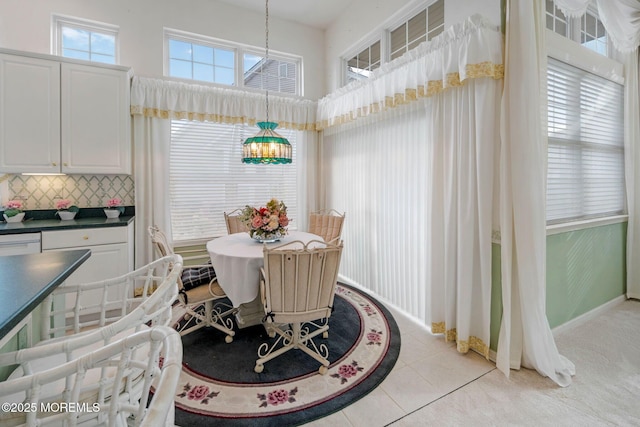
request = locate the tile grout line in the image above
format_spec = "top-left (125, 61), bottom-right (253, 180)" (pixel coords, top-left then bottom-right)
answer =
top-left (383, 367), bottom-right (498, 426)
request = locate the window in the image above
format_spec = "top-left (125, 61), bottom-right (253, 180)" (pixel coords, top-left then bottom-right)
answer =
top-left (169, 120), bottom-right (299, 242)
top-left (545, 0), bottom-right (609, 57)
top-left (345, 42), bottom-right (381, 83)
top-left (390, 0), bottom-right (444, 60)
top-left (168, 39), bottom-right (235, 85)
top-left (52, 15), bottom-right (118, 64)
top-left (343, 0), bottom-right (444, 85)
top-left (243, 52), bottom-right (298, 94)
top-left (546, 0), bottom-right (569, 37)
top-left (546, 58), bottom-right (625, 223)
top-left (581, 9), bottom-right (607, 56)
top-left (165, 29), bottom-right (301, 95)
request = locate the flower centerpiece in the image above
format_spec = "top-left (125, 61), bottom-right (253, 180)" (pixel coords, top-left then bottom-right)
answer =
top-left (104, 197), bottom-right (125, 219)
top-left (55, 199), bottom-right (79, 220)
top-left (3, 200), bottom-right (25, 223)
top-left (240, 198), bottom-right (289, 243)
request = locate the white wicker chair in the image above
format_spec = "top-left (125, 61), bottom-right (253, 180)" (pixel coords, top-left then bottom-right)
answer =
top-left (254, 239), bottom-right (343, 375)
top-left (39, 254), bottom-right (181, 342)
top-left (224, 208), bottom-right (250, 234)
top-left (0, 325), bottom-right (182, 427)
top-left (308, 209), bottom-right (345, 243)
top-left (148, 225), bottom-right (235, 343)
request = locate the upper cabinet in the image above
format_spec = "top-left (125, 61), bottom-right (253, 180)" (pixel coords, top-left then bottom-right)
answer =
top-left (0, 49), bottom-right (131, 174)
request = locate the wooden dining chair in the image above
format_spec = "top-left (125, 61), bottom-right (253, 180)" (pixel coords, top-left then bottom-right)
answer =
top-left (254, 239), bottom-right (343, 375)
top-left (224, 208), bottom-right (250, 234)
top-left (308, 209), bottom-right (345, 243)
top-left (148, 225), bottom-right (235, 343)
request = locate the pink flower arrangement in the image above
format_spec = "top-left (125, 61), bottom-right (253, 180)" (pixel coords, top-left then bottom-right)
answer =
top-left (4, 200), bottom-right (23, 211)
top-left (240, 198), bottom-right (289, 240)
top-left (106, 197), bottom-right (123, 209)
top-left (55, 199), bottom-right (74, 210)
top-left (3, 200), bottom-right (24, 218)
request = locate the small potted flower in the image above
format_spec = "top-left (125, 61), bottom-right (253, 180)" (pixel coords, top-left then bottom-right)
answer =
top-left (104, 197), bottom-right (125, 219)
top-left (3, 200), bottom-right (25, 223)
top-left (55, 199), bottom-right (79, 220)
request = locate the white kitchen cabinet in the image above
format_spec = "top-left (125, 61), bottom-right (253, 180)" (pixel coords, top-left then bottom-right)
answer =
top-left (0, 53), bottom-right (61, 174)
top-left (0, 49), bottom-right (131, 174)
top-left (41, 223), bottom-right (134, 312)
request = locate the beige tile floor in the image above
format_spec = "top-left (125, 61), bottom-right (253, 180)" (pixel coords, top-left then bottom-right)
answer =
top-left (303, 298), bottom-right (640, 427)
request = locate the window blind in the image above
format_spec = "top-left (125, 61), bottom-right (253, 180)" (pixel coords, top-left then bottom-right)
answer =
top-left (546, 57), bottom-right (625, 223)
top-left (170, 120), bottom-right (298, 242)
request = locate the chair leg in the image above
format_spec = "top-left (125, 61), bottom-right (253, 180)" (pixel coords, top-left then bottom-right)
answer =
top-left (206, 300), bottom-right (237, 343)
top-left (174, 301), bottom-right (236, 343)
top-left (254, 322), bottom-right (330, 374)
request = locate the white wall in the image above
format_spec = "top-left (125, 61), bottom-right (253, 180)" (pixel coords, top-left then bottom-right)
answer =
top-left (0, 0), bottom-right (326, 100)
top-left (324, 0), bottom-right (502, 92)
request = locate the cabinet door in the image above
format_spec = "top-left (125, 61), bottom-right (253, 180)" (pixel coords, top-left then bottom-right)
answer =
top-left (0, 54), bottom-right (60, 173)
top-left (61, 63), bottom-right (131, 174)
top-left (43, 243), bottom-right (130, 314)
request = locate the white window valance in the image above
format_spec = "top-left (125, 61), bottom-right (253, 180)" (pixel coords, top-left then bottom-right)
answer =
top-left (554, 0), bottom-right (640, 52)
top-left (316, 14), bottom-right (504, 130)
top-left (130, 76), bottom-right (317, 131)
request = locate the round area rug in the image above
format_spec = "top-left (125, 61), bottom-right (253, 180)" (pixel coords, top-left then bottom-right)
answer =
top-left (172, 283), bottom-right (401, 426)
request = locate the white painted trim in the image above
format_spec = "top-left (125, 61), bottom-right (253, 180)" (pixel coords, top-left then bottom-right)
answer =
top-left (551, 295), bottom-right (627, 336)
top-left (546, 215), bottom-right (628, 235)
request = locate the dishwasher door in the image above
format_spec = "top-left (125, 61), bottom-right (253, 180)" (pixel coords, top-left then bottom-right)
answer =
top-left (0, 233), bottom-right (41, 255)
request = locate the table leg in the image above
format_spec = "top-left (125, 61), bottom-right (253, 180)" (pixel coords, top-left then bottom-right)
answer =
top-left (234, 295), bottom-right (265, 329)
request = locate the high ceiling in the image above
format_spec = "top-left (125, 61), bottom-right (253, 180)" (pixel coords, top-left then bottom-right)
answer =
top-left (215, 0), bottom-right (354, 29)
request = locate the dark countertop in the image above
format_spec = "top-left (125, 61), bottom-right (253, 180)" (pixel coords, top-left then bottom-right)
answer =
top-left (0, 249), bottom-right (91, 339)
top-left (0, 207), bottom-right (134, 235)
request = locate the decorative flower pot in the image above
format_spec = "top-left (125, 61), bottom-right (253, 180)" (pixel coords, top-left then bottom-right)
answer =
top-left (251, 231), bottom-right (285, 243)
top-left (3, 212), bottom-right (25, 223)
top-left (57, 211), bottom-right (77, 220)
top-left (104, 209), bottom-right (121, 219)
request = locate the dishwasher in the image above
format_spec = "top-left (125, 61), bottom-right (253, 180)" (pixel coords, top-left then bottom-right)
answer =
top-left (0, 233), bottom-right (41, 255)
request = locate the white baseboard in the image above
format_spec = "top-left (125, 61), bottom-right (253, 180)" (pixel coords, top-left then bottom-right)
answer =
top-left (551, 295), bottom-right (627, 336)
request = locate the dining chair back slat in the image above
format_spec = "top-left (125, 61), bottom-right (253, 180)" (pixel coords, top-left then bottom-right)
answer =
top-left (224, 209), bottom-right (250, 234)
top-left (308, 209), bottom-right (345, 243)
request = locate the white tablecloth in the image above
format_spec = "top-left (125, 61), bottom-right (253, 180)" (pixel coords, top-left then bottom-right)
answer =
top-left (206, 231), bottom-right (323, 307)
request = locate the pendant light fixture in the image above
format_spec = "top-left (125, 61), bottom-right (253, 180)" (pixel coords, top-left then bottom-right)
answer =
top-left (242, 0), bottom-right (292, 164)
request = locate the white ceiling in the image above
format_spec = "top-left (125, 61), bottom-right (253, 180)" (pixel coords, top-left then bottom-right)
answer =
top-left (215, 0), bottom-right (354, 29)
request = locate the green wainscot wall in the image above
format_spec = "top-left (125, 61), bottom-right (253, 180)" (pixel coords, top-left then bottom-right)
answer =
top-left (490, 221), bottom-right (627, 351)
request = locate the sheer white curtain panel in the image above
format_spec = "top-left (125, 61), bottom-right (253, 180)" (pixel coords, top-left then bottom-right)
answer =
top-left (622, 51), bottom-right (640, 298)
top-left (132, 116), bottom-right (171, 268)
top-left (498, 0), bottom-right (575, 387)
top-left (320, 14), bottom-right (503, 357)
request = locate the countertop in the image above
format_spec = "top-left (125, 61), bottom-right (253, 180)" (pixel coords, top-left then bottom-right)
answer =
top-left (0, 249), bottom-right (91, 338)
top-left (0, 208), bottom-right (134, 235)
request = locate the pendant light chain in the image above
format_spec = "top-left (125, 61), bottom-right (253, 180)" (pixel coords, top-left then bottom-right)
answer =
top-left (265, 0), bottom-right (270, 123)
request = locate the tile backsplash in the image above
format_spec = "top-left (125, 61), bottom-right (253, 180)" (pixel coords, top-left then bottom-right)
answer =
top-left (4, 174), bottom-right (134, 209)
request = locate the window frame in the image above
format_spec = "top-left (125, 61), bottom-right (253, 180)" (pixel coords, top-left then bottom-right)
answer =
top-left (163, 28), bottom-right (302, 96)
top-left (51, 14), bottom-right (119, 64)
top-left (341, 0), bottom-right (444, 87)
top-left (545, 0), bottom-right (612, 58)
top-left (544, 29), bottom-right (627, 231)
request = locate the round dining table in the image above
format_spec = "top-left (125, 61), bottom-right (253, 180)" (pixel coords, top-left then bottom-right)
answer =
top-left (206, 231), bottom-right (323, 327)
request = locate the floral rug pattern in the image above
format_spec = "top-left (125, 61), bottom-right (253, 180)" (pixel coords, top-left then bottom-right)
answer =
top-left (174, 285), bottom-right (392, 419)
